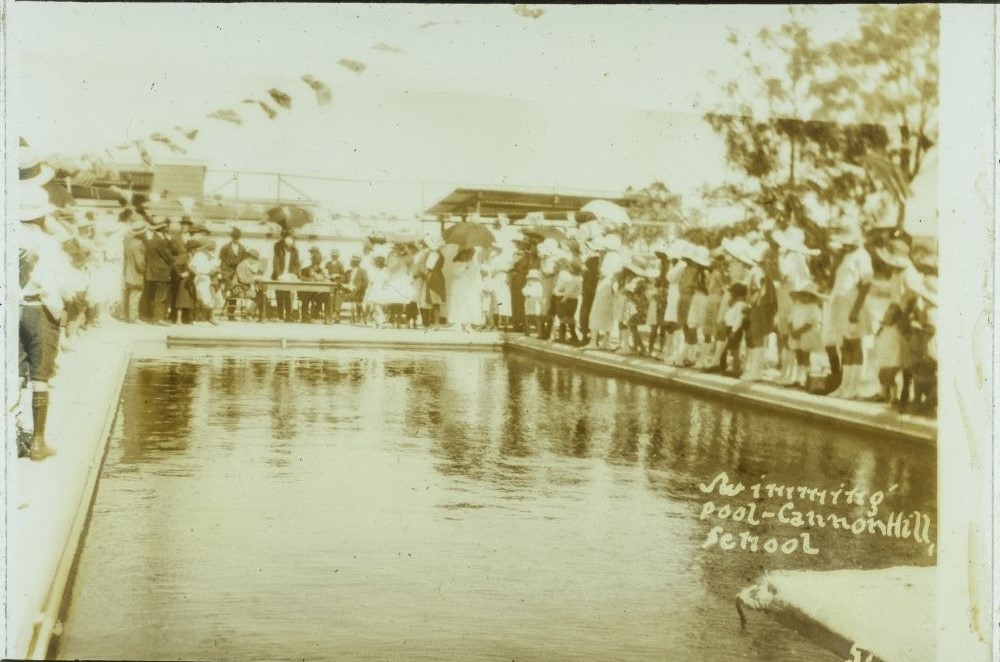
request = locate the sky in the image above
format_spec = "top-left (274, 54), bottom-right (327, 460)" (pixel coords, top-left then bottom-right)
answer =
top-left (11, 4), bottom-right (864, 215)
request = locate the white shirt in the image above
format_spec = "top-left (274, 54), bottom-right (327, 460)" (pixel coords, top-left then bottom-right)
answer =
top-left (19, 222), bottom-right (76, 317)
top-left (832, 247), bottom-right (874, 297)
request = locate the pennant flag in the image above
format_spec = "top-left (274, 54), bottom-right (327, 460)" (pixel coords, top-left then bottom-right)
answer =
top-left (175, 126), bottom-right (200, 142)
top-left (372, 43), bottom-right (406, 54)
top-left (207, 109), bottom-right (243, 125)
top-left (268, 88), bottom-right (293, 110)
top-left (243, 99), bottom-right (278, 119)
top-left (150, 132), bottom-right (187, 154)
top-left (301, 75), bottom-right (332, 105)
top-left (338, 59), bottom-right (367, 75)
top-left (134, 140), bottom-right (153, 167)
top-left (513, 5), bottom-right (545, 19)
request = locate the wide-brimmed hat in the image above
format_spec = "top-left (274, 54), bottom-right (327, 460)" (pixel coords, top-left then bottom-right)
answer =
top-left (830, 224), bottom-right (865, 247)
top-left (130, 218), bottom-right (147, 233)
top-left (19, 141), bottom-right (55, 186)
top-left (665, 239), bottom-right (687, 260)
top-left (772, 226), bottom-right (820, 256)
top-left (526, 269), bottom-right (542, 279)
top-left (600, 234), bottom-right (622, 251)
top-left (198, 238), bottom-right (218, 252)
top-left (790, 280), bottom-right (827, 302)
top-left (248, 248), bottom-right (261, 259)
top-left (875, 239), bottom-right (911, 269)
top-left (309, 245), bottom-right (322, 254)
top-left (746, 241), bottom-right (769, 264)
top-left (722, 236), bottom-right (756, 266)
top-left (685, 243), bottom-right (712, 267)
top-left (19, 183), bottom-right (55, 222)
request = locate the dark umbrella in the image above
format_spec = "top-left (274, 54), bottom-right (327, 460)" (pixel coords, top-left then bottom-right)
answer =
top-left (267, 205), bottom-right (313, 229)
top-left (442, 222), bottom-right (496, 249)
top-left (520, 225), bottom-right (566, 242)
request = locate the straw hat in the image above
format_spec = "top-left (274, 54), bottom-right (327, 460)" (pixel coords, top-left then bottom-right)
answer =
top-left (722, 236), bottom-right (755, 266)
top-left (130, 218), bottom-right (147, 233)
top-left (790, 280), bottom-right (827, 302)
top-left (18, 184), bottom-right (55, 222)
top-left (248, 249), bottom-right (261, 259)
top-left (601, 234), bottom-right (622, 251)
top-left (772, 226), bottom-right (820, 256)
top-left (685, 244), bottom-right (712, 267)
top-left (875, 239), bottom-right (911, 269)
top-left (19, 140), bottom-right (55, 186)
top-left (830, 224), bottom-right (865, 247)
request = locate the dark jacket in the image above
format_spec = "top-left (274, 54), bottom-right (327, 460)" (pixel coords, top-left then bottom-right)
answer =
top-left (220, 241), bottom-right (248, 283)
top-left (144, 232), bottom-right (175, 282)
top-left (272, 241), bottom-right (301, 279)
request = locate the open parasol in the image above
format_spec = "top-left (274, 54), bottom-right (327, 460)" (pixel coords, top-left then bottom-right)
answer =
top-left (442, 222), bottom-right (496, 249)
top-left (267, 205), bottom-right (314, 229)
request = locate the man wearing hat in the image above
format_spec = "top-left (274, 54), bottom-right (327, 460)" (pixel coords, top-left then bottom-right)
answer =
top-left (325, 248), bottom-right (347, 323)
top-left (121, 218), bottom-right (148, 323)
top-left (142, 218), bottom-right (176, 325)
top-left (298, 246), bottom-right (328, 322)
top-left (16, 177), bottom-right (76, 460)
top-left (271, 230), bottom-right (302, 321)
top-left (345, 254), bottom-right (369, 324)
top-left (220, 227), bottom-right (248, 320)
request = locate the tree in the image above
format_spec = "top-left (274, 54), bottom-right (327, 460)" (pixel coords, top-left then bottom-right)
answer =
top-left (703, 7), bottom-right (896, 234)
top-left (622, 181), bottom-right (686, 242)
top-left (816, 4), bottom-right (939, 229)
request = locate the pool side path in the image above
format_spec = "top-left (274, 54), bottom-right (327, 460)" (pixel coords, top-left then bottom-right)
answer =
top-left (8, 319), bottom-right (936, 658)
top-left (736, 566), bottom-right (934, 662)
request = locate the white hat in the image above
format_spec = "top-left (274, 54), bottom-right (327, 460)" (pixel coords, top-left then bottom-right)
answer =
top-left (746, 241), bottom-right (770, 264)
top-left (19, 141), bottom-right (55, 186)
top-left (722, 236), bottom-right (756, 266)
top-left (601, 234), bottom-right (622, 251)
top-left (686, 244), bottom-right (712, 267)
top-left (772, 226), bottom-right (820, 256)
top-left (19, 183), bottom-right (55, 222)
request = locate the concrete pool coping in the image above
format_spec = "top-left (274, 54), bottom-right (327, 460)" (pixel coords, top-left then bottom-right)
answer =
top-left (8, 319), bottom-right (936, 659)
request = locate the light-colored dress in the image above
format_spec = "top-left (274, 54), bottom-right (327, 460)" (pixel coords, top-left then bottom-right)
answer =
top-left (827, 247), bottom-right (874, 344)
top-left (588, 250), bottom-right (623, 333)
top-left (448, 259), bottom-right (484, 325)
top-left (189, 251), bottom-right (220, 308)
top-left (663, 260), bottom-right (687, 324)
top-left (788, 300), bottom-right (823, 352)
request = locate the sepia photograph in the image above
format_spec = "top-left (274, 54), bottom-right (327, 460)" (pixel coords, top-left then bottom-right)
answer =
top-left (2, 3), bottom-right (994, 661)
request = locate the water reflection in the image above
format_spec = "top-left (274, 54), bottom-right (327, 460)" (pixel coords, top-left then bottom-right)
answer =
top-left (60, 350), bottom-right (935, 662)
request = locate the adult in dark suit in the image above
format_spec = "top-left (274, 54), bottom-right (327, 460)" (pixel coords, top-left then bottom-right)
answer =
top-left (508, 240), bottom-right (538, 334)
top-left (220, 227), bottom-right (248, 319)
top-left (143, 220), bottom-right (176, 325)
top-left (579, 242), bottom-right (601, 345)
top-left (271, 230), bottom-right (301, 321)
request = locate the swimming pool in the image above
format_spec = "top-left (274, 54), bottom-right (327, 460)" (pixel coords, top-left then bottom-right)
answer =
top-left (56, 349), bottom-right (935, 661)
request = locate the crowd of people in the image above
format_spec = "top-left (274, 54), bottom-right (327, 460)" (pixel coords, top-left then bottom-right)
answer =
top-left (14, 142), bottom-right (939, 462)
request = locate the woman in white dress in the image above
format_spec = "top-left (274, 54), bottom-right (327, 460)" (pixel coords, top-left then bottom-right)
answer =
top-left (189, 238), bottom-right (221, 325)
top-left (447, 247), bottom-right (484, 331)
top-left (586, 234), bottom-right (623, 350)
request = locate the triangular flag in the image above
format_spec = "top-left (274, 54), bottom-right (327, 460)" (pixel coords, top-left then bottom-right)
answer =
top-left (372, 43), bottom-right (406, 54)
top-left (243, 99), bottom-right (278, 119)
top-left (150, 133), bottom-right (187, 154)
top-left (207, 109), bottom-right (243, 125)
top-left (268, 88), bottom-right (292, 110)
top-left (301, 75), bottom-right (332, 105)
top-left (338, 59), bottom-right (367, 74)
top-left (134, 140), bottom-right (153, 167)
top-left (175, 126), bottom-right (200, 142)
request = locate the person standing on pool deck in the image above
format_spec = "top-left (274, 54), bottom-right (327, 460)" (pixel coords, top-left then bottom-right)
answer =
top-left (826, 224), bottom-right (874, 399)
top-left (143, 219), bottom-right (176, 326)
top-left (272, 230), bottom-right (302, 322)
top-left (16, 179), bottom-right (76, 460)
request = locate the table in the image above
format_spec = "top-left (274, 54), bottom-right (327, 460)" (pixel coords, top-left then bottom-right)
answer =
top-left (256, 279), bottom-right (343, 322)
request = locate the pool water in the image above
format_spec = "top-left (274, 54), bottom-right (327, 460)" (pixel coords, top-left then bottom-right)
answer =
top-left (56, 349), bottom-right (935, 661)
